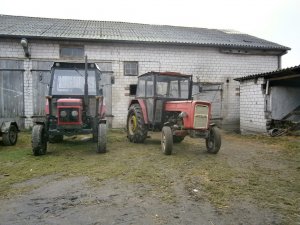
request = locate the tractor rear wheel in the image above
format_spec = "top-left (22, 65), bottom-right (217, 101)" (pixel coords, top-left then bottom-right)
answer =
top-left (2, 125), bottom-right (18, 146)
top-left (32, 124), bottom-right (47, 156)
top-left (173, 135), bottom-right (184, 143)
top-left (127, 104), bottom-right (148, 143)
top-left (161, 126), bottom-right (173, 155)
top-left (205, 126), bottom-right (221, 154)
top-left (97, 123), bottom-right (107, 153)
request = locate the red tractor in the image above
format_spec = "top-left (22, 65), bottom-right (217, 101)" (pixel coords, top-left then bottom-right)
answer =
top-left (31, 58), bottom-right (107, 156)
top-left (126, 71), bottom-right (221, 155)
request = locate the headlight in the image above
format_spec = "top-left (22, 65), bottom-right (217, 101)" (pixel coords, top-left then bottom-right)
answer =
top-left (71, 110), bottom-right (79, 117)
top-left (179, 112), bottom-right (188, 118)
top-left (60, 110), bottom-right (67, 117)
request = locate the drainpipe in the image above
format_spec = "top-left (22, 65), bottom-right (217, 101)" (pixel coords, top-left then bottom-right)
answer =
top-left (278, 55), bottom-right (281, 69)
top-left (20, 38), bottom-right (30, 58)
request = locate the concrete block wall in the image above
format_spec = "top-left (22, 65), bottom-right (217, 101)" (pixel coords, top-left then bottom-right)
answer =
top-left (239, 78), bottom-right (267, 134)
top-left (0, 38), bottom-right (279, 129)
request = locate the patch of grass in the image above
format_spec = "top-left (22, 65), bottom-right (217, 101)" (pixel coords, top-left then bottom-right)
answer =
top-left (229, 133), bottom-right (300, 156)
top-left (182, 133), bottom-right (300, 224)
top-left (0, 131), bottom-right (174, 201)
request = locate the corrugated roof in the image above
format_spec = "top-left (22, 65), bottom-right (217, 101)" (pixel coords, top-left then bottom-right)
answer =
top-left (0, 14), bottom-right (290, 51)
top-left (234, 65), bottom-right (300, 81)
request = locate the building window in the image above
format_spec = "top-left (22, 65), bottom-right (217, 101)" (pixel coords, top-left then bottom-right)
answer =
top-left (129, 84), bottom-right (137, 96)
top-left (60, 45), bottom-right (84, 59)
top-left (124, 61), bottom-right (138, 76)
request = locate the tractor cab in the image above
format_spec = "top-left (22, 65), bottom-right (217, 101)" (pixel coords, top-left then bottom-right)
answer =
top-left (134, 72), bottom-right (193, 129)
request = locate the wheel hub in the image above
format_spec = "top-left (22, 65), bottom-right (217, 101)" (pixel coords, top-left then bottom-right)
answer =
top-left (129, 115), bottom-right (137, 134)
top-left (9, 131), bottom-right (17, 142)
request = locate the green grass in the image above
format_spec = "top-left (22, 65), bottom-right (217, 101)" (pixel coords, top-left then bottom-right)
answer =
top-left (0, 130), bottom-right (299, 224)
top-left (0, 131), bottom-right (174, 200)
top-left (181, 133), bottom-right (300, 224)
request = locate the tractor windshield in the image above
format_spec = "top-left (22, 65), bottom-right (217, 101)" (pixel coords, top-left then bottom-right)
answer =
top-left (156, 75), bottom-right (190, 99)
top-left (51, 68), bottom-right (97, 95)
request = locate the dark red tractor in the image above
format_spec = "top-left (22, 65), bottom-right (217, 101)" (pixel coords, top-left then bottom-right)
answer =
top-left (126, 71), bottom-right (221, 155)
top-left (31, 58), bottom-right (107, 156)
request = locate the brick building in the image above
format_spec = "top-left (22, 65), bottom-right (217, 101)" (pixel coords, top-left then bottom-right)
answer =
top-left (235, 65), bottom-right (300, 134)
top-left (0, 15), bottom-right (290, 130)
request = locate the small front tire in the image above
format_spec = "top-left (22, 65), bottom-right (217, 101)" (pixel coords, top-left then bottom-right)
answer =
top-left (32, 124), bottom-right (47, 156)
top-left (205, 126), bottom-right (221, 154)
top-left (2, 125), bottom-right (18, 146)
top-left (97, 123), bottom-right (107, 153)
top-left (161, 126), bottom-right (173, 155)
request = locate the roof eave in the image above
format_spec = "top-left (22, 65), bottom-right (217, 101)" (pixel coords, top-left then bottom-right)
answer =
top-left (235, 65), bottom-right (300, 82)
top-left (0, 34), bottom-right (290, 52)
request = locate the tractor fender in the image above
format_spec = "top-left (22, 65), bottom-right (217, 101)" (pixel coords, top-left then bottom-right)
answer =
top-left (1, 121), bottom-right (20, 133)
top-left (128, 99), bottom-right (148, 124)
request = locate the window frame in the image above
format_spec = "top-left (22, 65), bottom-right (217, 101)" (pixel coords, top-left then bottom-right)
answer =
top-left (124, 61), bottom-right (139, 76)
top-left (59, 45), bottom-right (85, 59)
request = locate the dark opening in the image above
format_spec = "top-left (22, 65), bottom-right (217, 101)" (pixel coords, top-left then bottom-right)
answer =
top-left (129, 84), bottom-right (137, 96)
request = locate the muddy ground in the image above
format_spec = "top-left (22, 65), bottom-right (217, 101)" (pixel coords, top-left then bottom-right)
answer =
top-left (0, 130), bottom-right (299, 225)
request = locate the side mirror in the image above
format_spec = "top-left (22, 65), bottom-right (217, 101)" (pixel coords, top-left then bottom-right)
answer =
top-left (99, 88), bottom-right (103, 96)
top-left (39, 73), bottom-right (43, 82)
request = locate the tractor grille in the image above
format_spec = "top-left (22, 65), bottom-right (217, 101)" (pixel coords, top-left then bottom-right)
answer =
top-left (194, 105), bottom-right (209, 129)
top-left (59, 108), bottom-right (79, 123)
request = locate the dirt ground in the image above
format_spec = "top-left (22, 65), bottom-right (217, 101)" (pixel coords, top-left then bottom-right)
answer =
top-left (0, 130), bottom-right (299, 225)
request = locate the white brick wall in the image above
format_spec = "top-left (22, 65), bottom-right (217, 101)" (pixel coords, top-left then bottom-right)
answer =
top-left (0, 39), bottom-right (278, 129)
top-left (239, 78), bottom-right (268, 134)
top-left (23, 59), bottom-right (33, 128)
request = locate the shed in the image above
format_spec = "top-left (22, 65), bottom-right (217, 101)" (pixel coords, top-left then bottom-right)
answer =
top-left (0, 14), bottom-right (290, 130)
top-left (235, 65), bottom-right (300, 134)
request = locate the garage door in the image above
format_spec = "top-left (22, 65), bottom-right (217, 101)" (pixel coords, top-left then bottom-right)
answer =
top-left (194, 83), bottom-right (223, 123)
top-left (0, 60), bottom-right (24, 128)
top-left (96, 62), bottom-right (113, 128)
top-left (31, 61), bottom-right (53, 116)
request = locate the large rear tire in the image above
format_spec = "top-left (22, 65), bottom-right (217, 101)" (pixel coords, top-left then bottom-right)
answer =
top-left (127, 104), bottom-right (148, 143)
top-left (161, 126), bottom-right (173, 155)
top-left (32, 124), bottom-right (47, 156)
top-left (205, 126), bottom-right (221, 154)
top-left (2, 125), bottom-right (18, 146)
top-left (97, 123), bottom-right (107, 153)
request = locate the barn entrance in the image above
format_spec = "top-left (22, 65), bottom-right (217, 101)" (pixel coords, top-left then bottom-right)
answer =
top-left (0, 60), bottom-right (24, 128)
top-left (194, 82), bottom-right (223, 126)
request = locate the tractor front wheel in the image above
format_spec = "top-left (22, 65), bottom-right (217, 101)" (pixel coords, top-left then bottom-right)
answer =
top-left (127, 104), bottom-right (148, 143)
top-left (32, 124), bottom-right (47, 156)
top-left (205, 126), bottom-right (221, 154)
top-left (97, 123), bottom-right (107, 153)
top-left (2, 125), bottom-right (18, 146)
top-left (161, 126), bottom-right (173, 155)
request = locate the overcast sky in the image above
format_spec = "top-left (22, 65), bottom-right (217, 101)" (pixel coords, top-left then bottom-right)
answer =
top-left (1, 0), bottom-right (299, 68)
